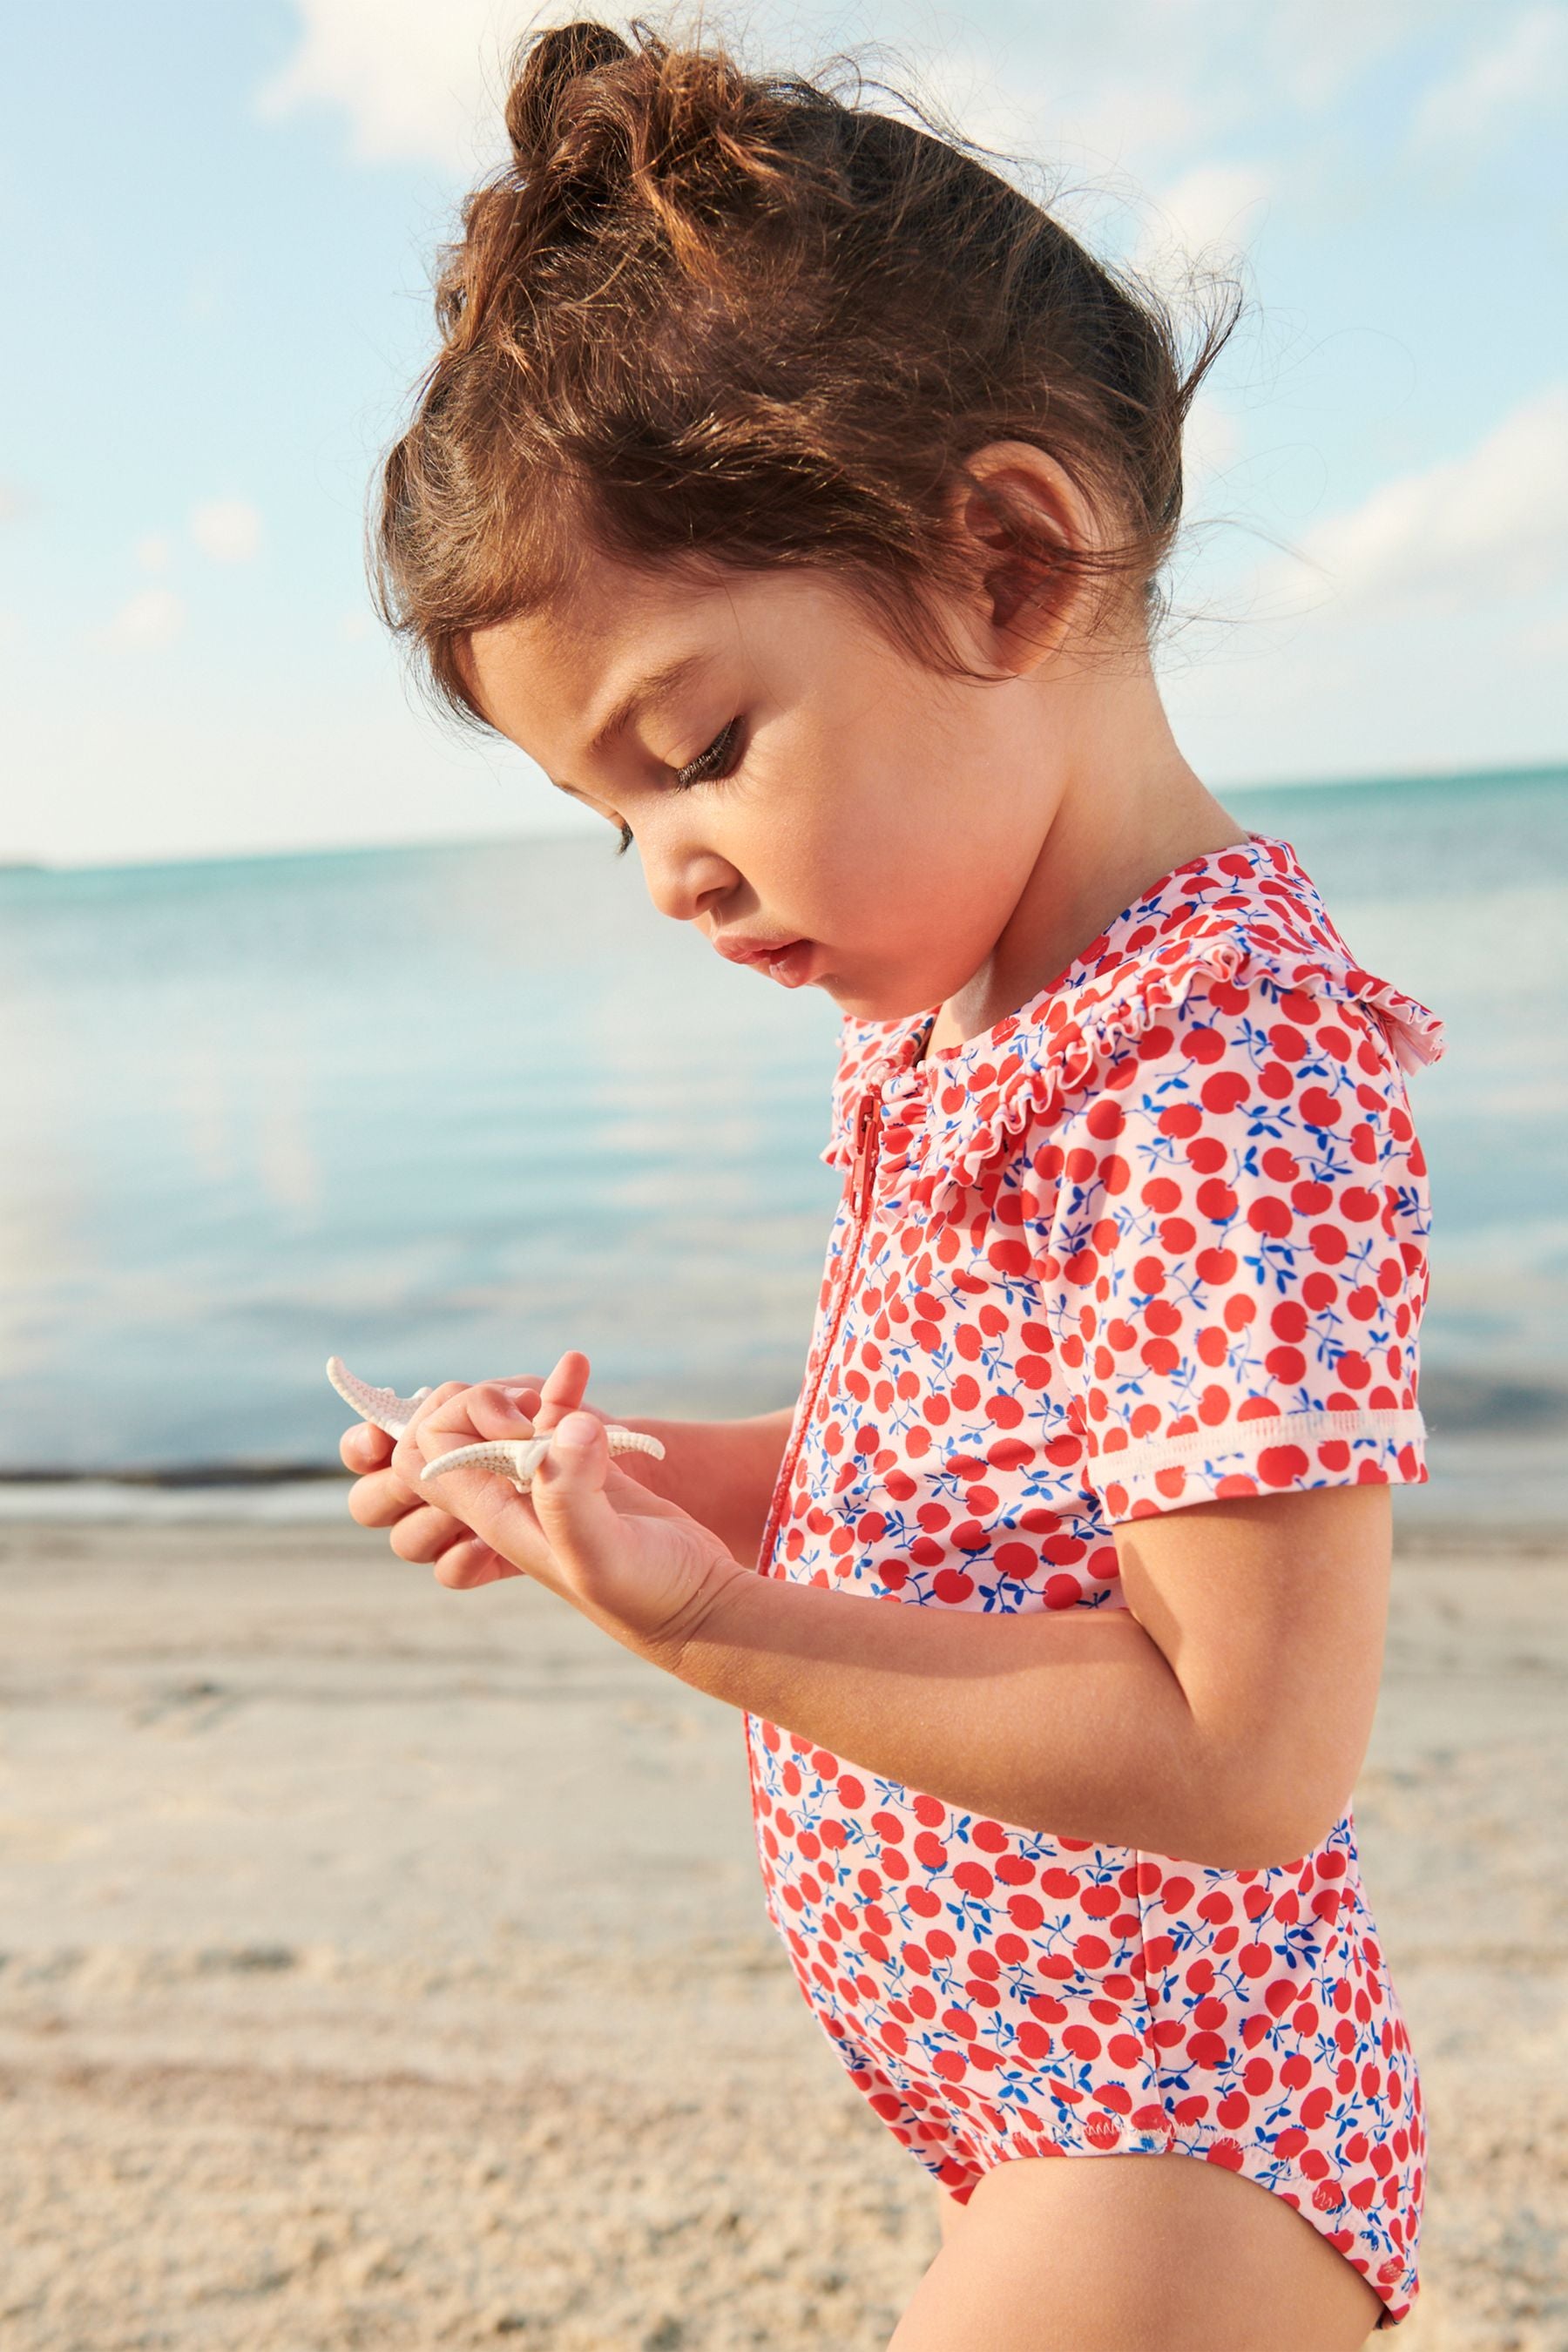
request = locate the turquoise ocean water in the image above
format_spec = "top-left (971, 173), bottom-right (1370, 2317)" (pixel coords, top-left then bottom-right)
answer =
top-left (1, 764), bottom-right (1564, 1528)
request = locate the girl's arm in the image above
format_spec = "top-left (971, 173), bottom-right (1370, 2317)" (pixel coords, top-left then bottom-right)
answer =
top-left (398, 1376), bottom-right (1389, 1872)
top-left (613, 1404), bottom-right (795, 1568)
top-left (659, 1483), bottom-right (1393, 1872)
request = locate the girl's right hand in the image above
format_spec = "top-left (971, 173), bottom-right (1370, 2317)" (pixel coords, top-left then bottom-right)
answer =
top-left (340, 1356), bottom-right (664, 1585)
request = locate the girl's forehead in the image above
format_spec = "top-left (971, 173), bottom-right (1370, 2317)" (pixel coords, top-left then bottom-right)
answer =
top-left (472, 561), bottom-right (818, 720)
top-left (468, 559), bottom-right (903, 755)
top-left (470, 568), bottom-right (712, 723)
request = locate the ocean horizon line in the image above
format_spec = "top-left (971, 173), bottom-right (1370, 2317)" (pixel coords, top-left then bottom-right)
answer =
top-left (3, 754), bottom-right (1564, 884)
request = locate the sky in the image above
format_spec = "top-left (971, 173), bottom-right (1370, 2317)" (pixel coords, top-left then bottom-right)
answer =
top-left (2, 0), bottom-right (1565, 868)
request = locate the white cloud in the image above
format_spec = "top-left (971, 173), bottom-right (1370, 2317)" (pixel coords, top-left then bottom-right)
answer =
top-left (257, 0), bottom-right (517, 169)
top-left (190, 498), bottom-right (262, 564)
top-left (0, 481), bottom-right (37, 525)
top-left (1251, 382), bottom-right (1568, 619)
top-left (1133, 161), bottom-right (1271, 276)
top-left (1409, 5), bottom-right (1568, 151)
top-left (920, 45), bottom-right (1209, 188)
top-left (106, 588), bottom-right (186, 650)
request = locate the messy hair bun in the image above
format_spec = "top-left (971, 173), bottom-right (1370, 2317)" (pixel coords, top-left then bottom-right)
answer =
top-left (504, 17), bottom-right (634, 159)
top-left (375, 12), bottom-right (1243, 718)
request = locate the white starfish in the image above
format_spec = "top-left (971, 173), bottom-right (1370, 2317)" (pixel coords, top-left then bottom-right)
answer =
top-left (326, 1356), bottom-right (666, 1493)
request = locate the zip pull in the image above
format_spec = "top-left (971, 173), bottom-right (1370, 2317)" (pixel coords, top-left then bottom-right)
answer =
top-left (850, 1087), bottom-right (882, 1218)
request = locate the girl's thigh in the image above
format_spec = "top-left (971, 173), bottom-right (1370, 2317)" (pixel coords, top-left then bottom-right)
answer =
top-left (895, 2152), bottom-right (1385, 2352)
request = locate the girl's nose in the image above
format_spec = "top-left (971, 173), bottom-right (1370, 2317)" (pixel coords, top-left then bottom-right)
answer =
top-left (636, 829), bottom-right (740, 926)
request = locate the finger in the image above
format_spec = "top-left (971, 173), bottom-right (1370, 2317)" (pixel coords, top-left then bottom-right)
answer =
top-left (431, 1534), bottom-right (518, 1590)
top-left (405, 1381), bottom-right (469, 1435)
top-left (533, 1349), bottom-right (592, 1432)
top-left (348, 1469), bottom-right (468, 1540)
top-left (389, 1384), bottom-right (474, 1492)
top-left (409, 1368), bottom-right (591, 1455)
top-left (528, 1410), bottom-right (626, 1585)
top-left (341, 1421), bottom-right (394, 1475)
top-left (436, 1381), bottom-right (551, 1445)
top-left (389, 1503), bottom-right (479, 1565)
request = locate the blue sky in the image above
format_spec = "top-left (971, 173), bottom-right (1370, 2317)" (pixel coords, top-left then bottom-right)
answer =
top-left (3, 0), bottom-right (1565, 867)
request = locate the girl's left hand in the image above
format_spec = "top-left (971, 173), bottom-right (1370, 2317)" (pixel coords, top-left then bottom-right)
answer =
top-left (391, 1350), bottom-right (749, 1670)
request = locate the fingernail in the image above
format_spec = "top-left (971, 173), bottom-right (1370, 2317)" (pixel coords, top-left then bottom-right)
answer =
top-left (556, 1413), bottom-right (596, 1449)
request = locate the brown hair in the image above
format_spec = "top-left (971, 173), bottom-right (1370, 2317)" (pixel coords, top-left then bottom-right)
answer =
top-left (373, 13), bottom-right (1243, 739)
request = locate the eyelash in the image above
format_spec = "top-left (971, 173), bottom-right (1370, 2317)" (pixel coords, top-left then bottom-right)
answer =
top-left (613, 718), bottom-right (743, 858)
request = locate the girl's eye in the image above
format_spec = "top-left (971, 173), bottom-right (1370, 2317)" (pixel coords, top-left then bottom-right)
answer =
top-left (613, 718), bottom-right (744, 858)
top-left (672, 717), bottom-right (743, 790)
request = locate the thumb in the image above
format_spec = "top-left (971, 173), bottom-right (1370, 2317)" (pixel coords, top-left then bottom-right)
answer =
top-left (530, 1411), bottom-right (626, 1582)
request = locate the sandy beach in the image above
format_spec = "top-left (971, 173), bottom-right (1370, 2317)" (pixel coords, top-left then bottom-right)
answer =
top-left (1, 1514), bottom-right (1563, 2349)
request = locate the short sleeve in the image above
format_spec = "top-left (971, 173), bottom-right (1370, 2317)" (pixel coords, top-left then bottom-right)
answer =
top-left (1033, 968), bottom-right (1438, 1521)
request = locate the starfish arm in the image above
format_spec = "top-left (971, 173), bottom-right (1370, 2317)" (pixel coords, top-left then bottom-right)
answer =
top-left (419, 1437), bottom-right (552, 1490)
top-left (416, 1424), bottom-right (666, 1492)
top-left (326, 1357), bottom-right (431, 1441)
top-left (602, 1425), bottom-right (667, 1461)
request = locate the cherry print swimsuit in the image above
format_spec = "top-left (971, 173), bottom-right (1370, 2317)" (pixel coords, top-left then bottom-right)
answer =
top-left (745, 835), bottom-right (1443, 2328)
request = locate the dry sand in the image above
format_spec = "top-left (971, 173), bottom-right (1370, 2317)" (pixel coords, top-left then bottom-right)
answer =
top-left (1, 1517), bottom-right (1563, 2350)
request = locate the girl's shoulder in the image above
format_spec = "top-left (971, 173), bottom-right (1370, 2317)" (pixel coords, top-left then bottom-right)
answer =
top-left (821, 834), bottom-right (1446, 1212)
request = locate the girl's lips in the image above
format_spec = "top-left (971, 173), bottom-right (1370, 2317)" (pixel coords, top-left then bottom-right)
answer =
top-left (740, 938), bottom-right (814, 987)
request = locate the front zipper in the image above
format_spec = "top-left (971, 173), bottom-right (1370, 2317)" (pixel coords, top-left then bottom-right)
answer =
top-left (757, 1083), bottom-right (884, 1579)
top-left (850, 1087), bottom-right (882, 1217)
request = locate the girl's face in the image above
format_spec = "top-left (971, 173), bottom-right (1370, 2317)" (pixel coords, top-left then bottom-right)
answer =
top-left (464, 551), bottom-right (1070, 1026)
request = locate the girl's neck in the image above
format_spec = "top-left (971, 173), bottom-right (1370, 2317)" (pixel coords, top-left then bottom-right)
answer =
top-left (916, 755), bottom-right (1250, 1064)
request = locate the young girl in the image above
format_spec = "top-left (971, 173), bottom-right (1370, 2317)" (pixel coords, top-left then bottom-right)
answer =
top-left (340, 20), bottom-right (1444, 2345)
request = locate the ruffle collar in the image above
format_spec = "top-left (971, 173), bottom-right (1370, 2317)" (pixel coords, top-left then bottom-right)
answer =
top-left (820, 833), bottom-right (1446, 1213)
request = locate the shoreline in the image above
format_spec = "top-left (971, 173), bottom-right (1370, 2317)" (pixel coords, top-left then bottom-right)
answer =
top-left (3, 1479), bottom-right (1562, 1552)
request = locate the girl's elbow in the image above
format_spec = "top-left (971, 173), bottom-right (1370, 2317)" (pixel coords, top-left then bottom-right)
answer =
top-left (1213, 1781), bottom-right (1352, 1872)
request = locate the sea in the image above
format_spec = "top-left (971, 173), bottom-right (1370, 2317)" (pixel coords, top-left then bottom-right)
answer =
top-left (2, 762), bottom-right (1564, 1532)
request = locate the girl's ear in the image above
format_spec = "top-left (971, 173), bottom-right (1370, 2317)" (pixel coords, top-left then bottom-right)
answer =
top-left (946, 440), bottom-right (1101, 676)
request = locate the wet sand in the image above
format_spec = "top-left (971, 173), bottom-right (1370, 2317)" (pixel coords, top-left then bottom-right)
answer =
top-left (1, 1518), bottom-right (1563, 2349)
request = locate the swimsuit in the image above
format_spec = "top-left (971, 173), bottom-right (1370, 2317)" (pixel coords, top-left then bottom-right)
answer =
top-left (745, 833), bottom-right (1443, 2329)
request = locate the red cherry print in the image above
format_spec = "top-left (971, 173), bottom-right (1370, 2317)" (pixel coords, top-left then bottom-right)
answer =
top-left (1159, 1100), bottom-right (1203, 1138)
top-left (1259, 1445), bottom-right (1310, 1486)
top-left (1200, 1069), bottom-right (1250, 1115)
top-left (1247, 1196), bottom-right (1293, 1239)
top-left (1299, 1085), bottom-right (1344, 1128)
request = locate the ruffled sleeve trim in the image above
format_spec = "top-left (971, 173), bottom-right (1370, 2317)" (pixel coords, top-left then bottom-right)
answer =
top-left (920, 937), bottom-right (1446, 1215)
